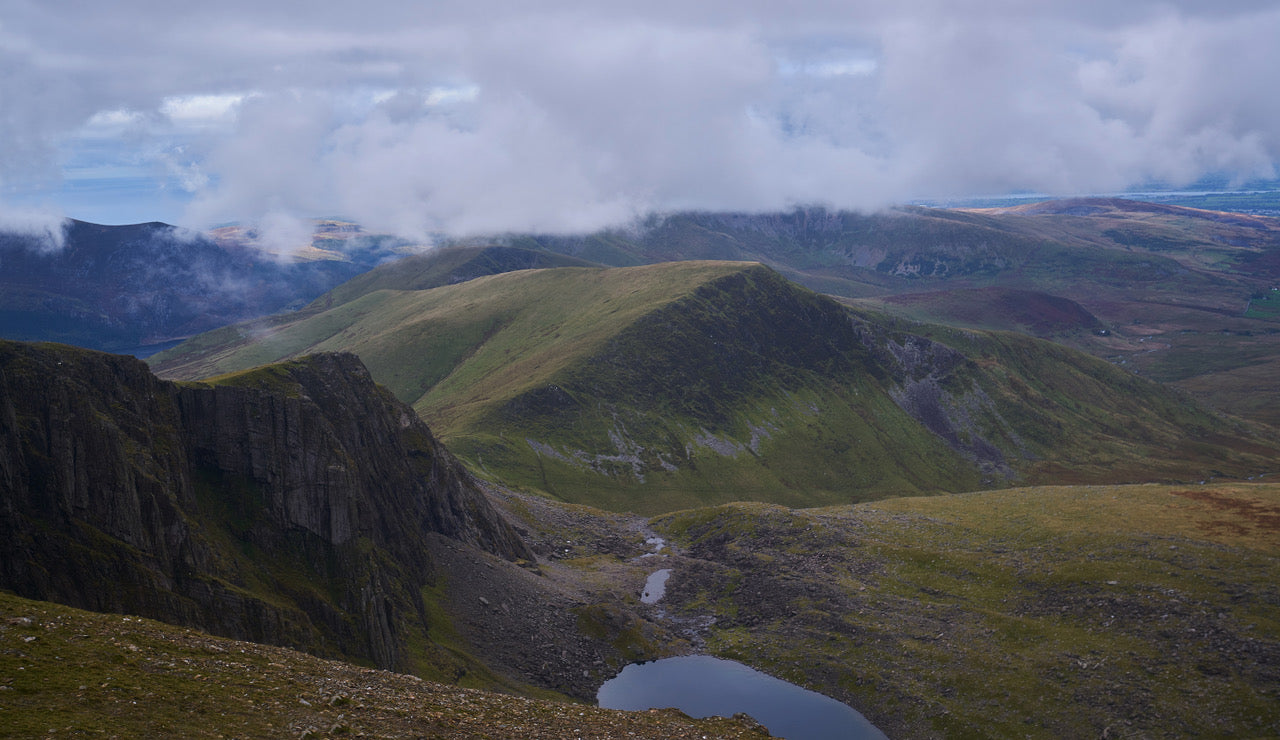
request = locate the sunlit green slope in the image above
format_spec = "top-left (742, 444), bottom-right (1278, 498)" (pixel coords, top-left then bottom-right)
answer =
top-left (154, 261), bottom-right (1277, 514)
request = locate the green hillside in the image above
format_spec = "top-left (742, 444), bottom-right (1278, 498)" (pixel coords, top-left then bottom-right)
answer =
top-left (649, 481), bottom-right (1280, 738)
top-left (518, 201), bottom-right (1280, 425)
top-left (874, 287), bottom-right (1104, 338)
top-left (153, 261), bottom-right (748, 415)
top-left (0, 590), bottom-right (767, 739)
top-left (307, 244), bottom-right (599, 311)
top-left (154, 261), bottom-right (1277, 514)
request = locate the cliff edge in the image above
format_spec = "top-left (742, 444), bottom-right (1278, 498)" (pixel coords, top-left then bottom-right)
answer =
top-left (0, 340), bottom-right (530, 672)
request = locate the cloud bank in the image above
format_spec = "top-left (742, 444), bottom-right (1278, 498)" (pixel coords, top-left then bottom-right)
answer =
top-left (2, 1), bottom-right (1279, 241)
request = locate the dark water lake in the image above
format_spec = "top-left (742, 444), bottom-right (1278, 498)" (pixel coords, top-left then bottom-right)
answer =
top-left (597, 655), bottom-right (887, 740)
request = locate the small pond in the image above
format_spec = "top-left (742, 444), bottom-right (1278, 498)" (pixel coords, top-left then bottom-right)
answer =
top-left (597, 655), bottom-right (886, 740)
top-left (640, 569), bottom-right (672, 604)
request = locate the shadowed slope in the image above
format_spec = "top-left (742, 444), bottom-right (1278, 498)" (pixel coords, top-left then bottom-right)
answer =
top-left (0, 340), bottom-right (529, 676)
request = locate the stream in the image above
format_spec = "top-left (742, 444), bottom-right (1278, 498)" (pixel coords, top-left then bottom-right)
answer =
top-left (618, 530), bottom-right (886, 738)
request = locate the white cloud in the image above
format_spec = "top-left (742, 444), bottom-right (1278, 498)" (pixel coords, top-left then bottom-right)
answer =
top-left (160, 93), bottom-right (252, 127)
top-left (1, 1), bottom-right (1279, 237)
top-left (84, 108), bottom-right (146, 129)
top-left (424, 85), bottom-right (479, 106)
top-left (777, 57), bottom-right (878, 78)
top-left (0, 204), bottom-right (69, 252)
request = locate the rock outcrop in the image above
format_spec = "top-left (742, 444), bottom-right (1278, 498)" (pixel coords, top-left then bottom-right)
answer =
top-left (0, 340), bottom-right (530, 671)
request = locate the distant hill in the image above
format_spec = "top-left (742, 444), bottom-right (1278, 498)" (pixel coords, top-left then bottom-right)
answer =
top-left (0, 219), bottom-right (413, 355)
top-left (307, 244), bottom-right (599, 311)
top-left (877, 287), bottom-right (1104, 337)
top-left (15, 200), bottom-right (1280, 425)
top-left (152, 261), bottom-right (1277, 514)
top-left (511, 201), bottom-right (1278, 294)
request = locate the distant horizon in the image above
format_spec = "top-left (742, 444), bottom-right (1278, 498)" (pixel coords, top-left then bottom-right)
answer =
top-left (10, 185), bottom-right (1280, 234)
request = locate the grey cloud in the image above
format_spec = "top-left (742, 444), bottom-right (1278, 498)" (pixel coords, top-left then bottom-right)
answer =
top-left (0, 204), bottom-right (69, 252)
top-left (2, 1), bottom-right (1279, 240)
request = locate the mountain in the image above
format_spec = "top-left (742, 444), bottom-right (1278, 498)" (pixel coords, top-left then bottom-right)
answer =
top-left (0, 340), bottom-right (530, 678)
top-left (510, 200), bottom-right (1280, 426)
top-left (5, 340), bottom-right (1276, 737)
top-left (875, 287), bottom-right (1104, 338)
top-left (0, 219), bottom-right (412, 355)
top-left (516, 198), bottom-right (1280, 292)
top-left (14, 201), bottom-right (1280, 424)
top-left (511, 199), bottom-right (1276, 294)
top-left (307, 244), bottom-right (600, 311)
top-left (152, 261), bottom-right (1277, 514)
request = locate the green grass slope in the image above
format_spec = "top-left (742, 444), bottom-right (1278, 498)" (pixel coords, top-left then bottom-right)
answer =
top-left (153, 261), bottom-right (750, 411)
top-left (653, 481), bottom-right (1280, 738)
top-left (306, 244), bottom-right (600, 311)
top-left (519, 202), bottom-right (1280, 425)
top-left (154, 262), bottom-right (1277, 515)
top-left (0, 591), bottom-right (768, 739)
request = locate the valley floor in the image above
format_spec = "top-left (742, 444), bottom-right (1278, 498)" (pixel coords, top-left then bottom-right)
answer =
top-left (487, 481), bottom-right (1280, 739)
top-left (4, 480), bottom-right (1277, 739)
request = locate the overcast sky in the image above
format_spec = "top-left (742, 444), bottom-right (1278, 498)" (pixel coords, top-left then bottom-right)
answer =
top-left (2, 1), bottom-right (1279, 243)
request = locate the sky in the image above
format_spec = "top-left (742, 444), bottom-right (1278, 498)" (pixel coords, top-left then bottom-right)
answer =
top-left (2, 0), bottom-right (1280, 247)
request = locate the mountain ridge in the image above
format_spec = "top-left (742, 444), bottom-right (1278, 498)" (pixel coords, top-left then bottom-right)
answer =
top-left (0, 219), bottom-right (412, 354)
top-left (0, 340), bottom-right (529, 675)
top-left (153, 261), bottom-right (1278, 514)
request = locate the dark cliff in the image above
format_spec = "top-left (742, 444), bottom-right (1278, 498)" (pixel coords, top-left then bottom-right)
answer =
top-left (0, 340), bottom-right (530, 672)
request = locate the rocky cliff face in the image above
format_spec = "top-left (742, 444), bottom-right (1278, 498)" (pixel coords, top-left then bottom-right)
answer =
top-left (0, 340), bottom-right (530, 671)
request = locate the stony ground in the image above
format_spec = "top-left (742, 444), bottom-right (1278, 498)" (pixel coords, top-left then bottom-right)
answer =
top-left (483, 481), bottom-right (1280, 739)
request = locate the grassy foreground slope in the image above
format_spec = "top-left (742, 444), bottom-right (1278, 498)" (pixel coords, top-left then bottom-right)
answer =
top-left (153, 261), bottom-right (1278, 514)
top-left (0, 591), bottom-right (768, 739)
top-left (651, 482), bottom-right (1280, 738)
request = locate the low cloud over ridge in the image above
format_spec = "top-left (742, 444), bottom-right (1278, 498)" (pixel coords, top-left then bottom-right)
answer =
top-left (2, 1), bottom-right (1279, 241)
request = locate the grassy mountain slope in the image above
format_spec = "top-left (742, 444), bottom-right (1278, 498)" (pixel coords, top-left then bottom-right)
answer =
top-left (0, 590), bottom-right (769, 739)
top-left (517, 200), bottom-right (1280, 425)
top-left (875, 287), bottom-right (1103, 338)
top-left (649, 481), bottom-right (1280, 738)
top-left (307, 244), bottom-right (600, 311)
top-left (154, 262), bottom-right (1277, 514)
top-left (153, 261), bottom-right (748, 415)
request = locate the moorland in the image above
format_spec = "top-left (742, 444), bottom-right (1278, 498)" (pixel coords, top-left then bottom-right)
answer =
top-left (3, 197), bottom-right (1279, 737)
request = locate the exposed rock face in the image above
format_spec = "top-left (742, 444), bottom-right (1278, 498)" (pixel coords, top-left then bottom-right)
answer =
top-left (0, 340), bottom-right (530, 671)
top-left (853, 322), bottom-right (1019, 481)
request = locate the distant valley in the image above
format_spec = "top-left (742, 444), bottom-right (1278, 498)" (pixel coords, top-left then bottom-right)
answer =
top-left (0, 218), bottom-right (418, 355)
